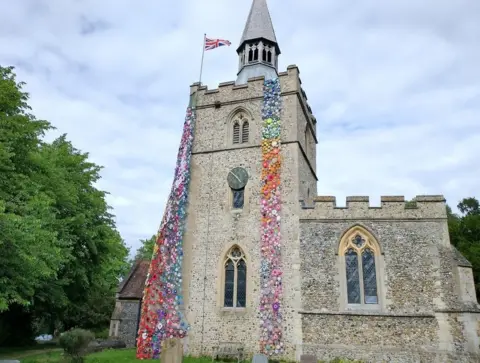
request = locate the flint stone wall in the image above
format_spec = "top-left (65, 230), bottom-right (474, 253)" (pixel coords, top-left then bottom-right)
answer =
top-left (116, 300), bottom-right (140, 348)
top-left (299, 197), bottom-right (480, 362)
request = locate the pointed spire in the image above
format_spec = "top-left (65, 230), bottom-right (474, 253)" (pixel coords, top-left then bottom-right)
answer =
top-left (235, 0), bottom-right (281, 84)
top-left (237, 0), bottom-right (280, 54)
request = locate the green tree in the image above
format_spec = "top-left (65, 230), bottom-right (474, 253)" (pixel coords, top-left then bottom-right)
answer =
top-left (447, 197), bottom-right (480, 299)
top-left (0, 65), bottom-right (129, 345)
top-left (0, 65), bottom-right (63, 312)
top-left (31, 136), bottom-right (129, 331)
top-left (133, 234), bottom-right (156, 262)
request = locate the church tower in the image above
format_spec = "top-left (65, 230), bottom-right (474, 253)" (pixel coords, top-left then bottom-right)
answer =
top-left (182, 0), bottom-right (318, 359)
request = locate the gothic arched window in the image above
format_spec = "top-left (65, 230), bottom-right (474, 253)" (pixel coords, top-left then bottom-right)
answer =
top-left (339, 228), bottom-right (381, 306)
top-left (231, 112), bottom-right (250, 145)
top-left (223, 246), bottom-right (247, 308)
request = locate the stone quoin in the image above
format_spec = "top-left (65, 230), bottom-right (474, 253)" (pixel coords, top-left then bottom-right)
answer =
top-left (109, 0), bottom-right (480, 362)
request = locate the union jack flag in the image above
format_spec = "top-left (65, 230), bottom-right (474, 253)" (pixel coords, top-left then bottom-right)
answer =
top-left (204, 37), bottom-right (231, 51)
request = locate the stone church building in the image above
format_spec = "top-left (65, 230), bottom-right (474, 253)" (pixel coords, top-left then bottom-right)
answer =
top-left (111, 0), bottom-right (480, 361)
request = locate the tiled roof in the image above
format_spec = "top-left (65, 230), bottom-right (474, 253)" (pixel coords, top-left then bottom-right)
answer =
top-left (118, 260), bottom-right (150, 299)
top-left (452, 246), bottom-right (472, 268)
top-left (238, 0), bottom-right (278, 50)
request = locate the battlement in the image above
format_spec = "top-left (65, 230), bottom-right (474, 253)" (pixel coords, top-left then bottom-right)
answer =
top-left (300, 195), bottom-right (447, 220)
top-left (189, 65), bottom-right (316, 127)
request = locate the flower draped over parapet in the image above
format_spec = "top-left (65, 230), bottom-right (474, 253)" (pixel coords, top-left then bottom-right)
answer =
top-left (136, 107), bottom-right (195, 360)
top-left (259, 78), bottom-right (284, 356)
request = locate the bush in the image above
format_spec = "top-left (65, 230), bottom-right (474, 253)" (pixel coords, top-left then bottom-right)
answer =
top-left (58, 328), bottom-right (94, 363)
top-left (93, 328), bottom-right (109, 340)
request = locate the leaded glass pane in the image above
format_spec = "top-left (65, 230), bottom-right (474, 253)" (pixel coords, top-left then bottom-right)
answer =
top-left (237, 260), bottom-right (247, 307)
top-left (362, 249), bottom-right (378, 304)
top-left (345, 249), bottom-right (361, 304)
top-left (224, 260), bottom-right (234, 307)
top-left (232, 189), bottom-right (244, 209)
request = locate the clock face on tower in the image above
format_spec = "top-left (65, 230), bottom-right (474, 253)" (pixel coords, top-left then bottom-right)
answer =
top-left (227, 167), bottom-right (249, 190)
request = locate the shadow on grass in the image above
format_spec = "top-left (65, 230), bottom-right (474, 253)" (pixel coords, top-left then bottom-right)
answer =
top-left (0, 342), bottom-right (60, 360)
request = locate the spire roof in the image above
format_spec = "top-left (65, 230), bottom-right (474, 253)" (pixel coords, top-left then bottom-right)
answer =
top-left (237, 0), bottom-right (280, 53)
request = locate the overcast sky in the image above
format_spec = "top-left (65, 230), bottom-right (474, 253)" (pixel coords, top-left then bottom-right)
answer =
top-left (1, 0), bottom-right (479, 255)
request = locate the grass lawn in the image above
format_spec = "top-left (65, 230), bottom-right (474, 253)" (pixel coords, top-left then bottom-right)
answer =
top-left (6, 347), bottom-right (361, 363)
top-left (0, 343), bottom-right (61, 360)
top-left (17, 349), bottom-right (217, 363)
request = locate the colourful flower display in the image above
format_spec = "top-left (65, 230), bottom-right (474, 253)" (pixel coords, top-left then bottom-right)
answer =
top-left (259, 78), bottom-right (284, 356)
top-left (135, 107), bottom-right (195, 360)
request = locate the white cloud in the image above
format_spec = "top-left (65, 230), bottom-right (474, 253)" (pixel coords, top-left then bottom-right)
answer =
top-left (1, 0), bottom-right (479, 253)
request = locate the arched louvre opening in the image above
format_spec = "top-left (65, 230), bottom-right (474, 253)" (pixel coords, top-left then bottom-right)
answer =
top-left (241, 121), bottom-right (249, 144)
top-left (233, 122), bottom-right (240, 144)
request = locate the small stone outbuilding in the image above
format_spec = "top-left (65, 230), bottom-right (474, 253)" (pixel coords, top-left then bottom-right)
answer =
top-left (109, 260), bottom-right (149, 347)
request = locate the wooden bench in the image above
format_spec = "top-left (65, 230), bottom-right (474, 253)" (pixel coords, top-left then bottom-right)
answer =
top-left (212, 342), bottom-right (245, 363)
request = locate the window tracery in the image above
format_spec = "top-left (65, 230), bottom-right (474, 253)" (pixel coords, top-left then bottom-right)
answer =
top-left (223, 246), bottom-right (247, 308)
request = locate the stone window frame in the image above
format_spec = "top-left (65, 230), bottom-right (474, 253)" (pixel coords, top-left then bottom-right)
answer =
top-left (228, 108), bottom-right (252, 146)
top-left (217, 244), bottom-right (250, 314)
top-left (109, 319), bottom-right (119, 337)
top-left (337, 225), bottom-right (386, 312)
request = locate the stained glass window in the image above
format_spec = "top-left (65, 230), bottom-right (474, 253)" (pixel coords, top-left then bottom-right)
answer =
top-left (232, 189), bottom-right (244, 209)
top-left (362, 249), bottom-right (378, 304)
top-left (342, 230), bottom-right (380, 306)
top-left (345, 249), bottom-right (361, 304)
top-left (224, 261), bottom-right (235, 307)
top-left (223, 246), bottom-right (247, 308)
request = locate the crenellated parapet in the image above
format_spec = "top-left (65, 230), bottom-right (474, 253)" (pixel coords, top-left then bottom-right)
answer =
top-left (300, 195), bottom-right (447, 220)
top-left (189, 65), bottom-right (316, 130)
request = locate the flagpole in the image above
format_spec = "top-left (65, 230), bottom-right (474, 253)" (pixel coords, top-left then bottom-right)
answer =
top-left (198, 33), bottom-right (206, 85)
